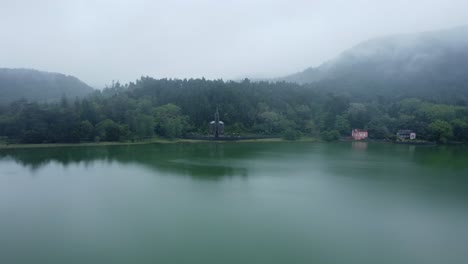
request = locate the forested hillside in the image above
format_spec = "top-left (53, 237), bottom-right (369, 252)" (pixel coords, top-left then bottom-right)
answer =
top-left (1, 77), bottom-right (467, 144)
top-left (0, 68), bottom-right (94, 104)
top-left (280, 26), bottom-right (468, 104)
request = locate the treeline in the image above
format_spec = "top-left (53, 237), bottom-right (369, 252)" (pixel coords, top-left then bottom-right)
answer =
top-left (1, 77), bottom-right (468, 143)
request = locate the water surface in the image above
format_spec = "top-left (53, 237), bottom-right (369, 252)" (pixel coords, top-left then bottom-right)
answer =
top-left (1, 142), bottom-right (467, 264)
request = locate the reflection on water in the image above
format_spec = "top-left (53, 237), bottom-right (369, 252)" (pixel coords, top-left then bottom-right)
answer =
top-left (1, 142), bottom-right (467, 195)
top-left (352, 141), bottom-right (368, 151)
top-left (1, 142), bottom-right (468, 264)
top-left (1, 142), bottom-right (468, 180)
top-left (0, 143), bottom-right (252, 179)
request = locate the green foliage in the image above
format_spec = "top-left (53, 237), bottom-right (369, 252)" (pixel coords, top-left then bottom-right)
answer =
top-left (346, 103), bottom-right (370, 129)
top-left (0, 77), bottom-right (467, 144)
top-left (429, 120), bottom-right (453, 143)
top-left (96, 119), bottom-right (123, 142)
top-left (334, 115), bottom-right (351, 135)
top-left (135, 115), bottom-right (154, 139)
top-left (452, 119), bottom-right (468, 142)
top-left (366, 118), bottom-right (391, 139)
top-left (321, 130), bottom-right (340, 142)
top-left (282, 129), bottom-right (301, 141)
top-left (258, 111), bottom-right (290, 134)
top-left (154, 104), bottom-right (189, 139)
top-left (78, 120), bottom-right (94, 142)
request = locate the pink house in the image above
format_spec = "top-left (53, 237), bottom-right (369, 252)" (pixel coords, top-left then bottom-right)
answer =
top-left (352, 129), bottom-right (368, 140)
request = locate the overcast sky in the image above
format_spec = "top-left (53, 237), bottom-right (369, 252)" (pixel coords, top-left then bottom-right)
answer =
top-left (1, 0), bottom-right (468, 88)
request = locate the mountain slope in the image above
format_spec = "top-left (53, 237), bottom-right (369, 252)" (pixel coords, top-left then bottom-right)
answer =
top-left (280, 26), bottom-right (468, 102)
top-left (0, 68), bottom-right (94, 104)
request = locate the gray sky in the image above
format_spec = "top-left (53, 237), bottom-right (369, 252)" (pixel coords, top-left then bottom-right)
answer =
top-left (1, 0), bottom-right (468, 88)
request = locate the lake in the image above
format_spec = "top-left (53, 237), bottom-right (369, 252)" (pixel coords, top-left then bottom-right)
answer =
top-left (1, 142), bottom-right (468, 264)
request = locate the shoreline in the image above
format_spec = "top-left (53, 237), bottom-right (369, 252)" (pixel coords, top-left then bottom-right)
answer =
top-left (0, 137), bottom-right (320, 149)
top-left (2, 137), bottom-right (463, 150)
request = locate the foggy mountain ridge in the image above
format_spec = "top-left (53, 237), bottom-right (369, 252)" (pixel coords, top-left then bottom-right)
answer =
top-left (2, 25), bottom-right (468, 105)
top-left (278, 25), bottom-right (468, 99)
top-left (0, 68), bottom-right (95, 104)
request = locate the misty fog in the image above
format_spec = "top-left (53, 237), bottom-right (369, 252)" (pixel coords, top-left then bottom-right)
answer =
top-left (1, 0), bottom-right (468, 87)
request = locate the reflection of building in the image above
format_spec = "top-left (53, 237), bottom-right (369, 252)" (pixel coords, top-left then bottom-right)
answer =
top-left (397, 130), bottom-right (416, 140)
top-left (210, 108), bottom-right (224, 138)
top-left (352, 141), bottom-right (368, 150)
top-left (352, 129), bottom-right (368, 140)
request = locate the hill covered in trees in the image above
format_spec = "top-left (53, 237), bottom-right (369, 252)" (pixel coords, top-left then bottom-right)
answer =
top-left (0, 77), bottom-right (467, 144)
top-left (279, 26), bottom-right (468, 104)
top-left (1, 27), bottom-right (468, 144)
top-left (0, 68), bottom-right (95, 104)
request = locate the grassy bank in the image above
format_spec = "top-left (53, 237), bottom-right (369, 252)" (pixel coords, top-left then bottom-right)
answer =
top-left (0, 138), bottom-right (198, 149)
top-left (0, 137), bottom-right (321, 149)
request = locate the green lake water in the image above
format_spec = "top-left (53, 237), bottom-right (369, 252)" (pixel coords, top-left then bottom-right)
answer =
top-left (1, 142), bottom-right (467, 264)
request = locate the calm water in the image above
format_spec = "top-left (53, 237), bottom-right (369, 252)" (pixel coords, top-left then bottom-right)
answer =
top-left (1, 142), bottom-right (468, 264)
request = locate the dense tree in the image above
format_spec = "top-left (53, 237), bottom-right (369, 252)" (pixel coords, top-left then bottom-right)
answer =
top-left (135, 115), bottom-right (154, 139)
top-left (334, 115), bottom-right (351, 135)
top-left (0, 77), bottom-right (467, 143)
top-left (282, 129), bottom-right (302, 141)
top-left (78, 120), bottom-right (94, 142)
top-left (452, 119), bottom-right (468, 142)
top-left (154, 104), bottom-right (189, 139)
top-left (96, 119), bottom-right (125, 142)
top-left (429, 120), bottom-right (453, 143)
top-left (321, 130), bottom-right (340, 142)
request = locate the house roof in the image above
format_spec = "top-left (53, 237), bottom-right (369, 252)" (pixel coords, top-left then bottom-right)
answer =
top-left (397, 130), bottom-right (414, 134)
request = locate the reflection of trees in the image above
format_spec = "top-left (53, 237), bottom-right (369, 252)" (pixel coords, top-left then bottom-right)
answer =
top-left (1, 142), bottom-right (467, 187)
top-left (412, 145), bottom-right (468, 169)
top-left (0, 147), bottom-right (110, 170)
top-left (322, 142), bottom-right (468, 199)
top-left (0, 143), bottom-right (262, 180)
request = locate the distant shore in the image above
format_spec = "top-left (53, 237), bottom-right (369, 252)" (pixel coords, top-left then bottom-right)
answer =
top-left (0, 137), bottom-right (322, 149)
top-left (2, 137), bottom-right (462, 150)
